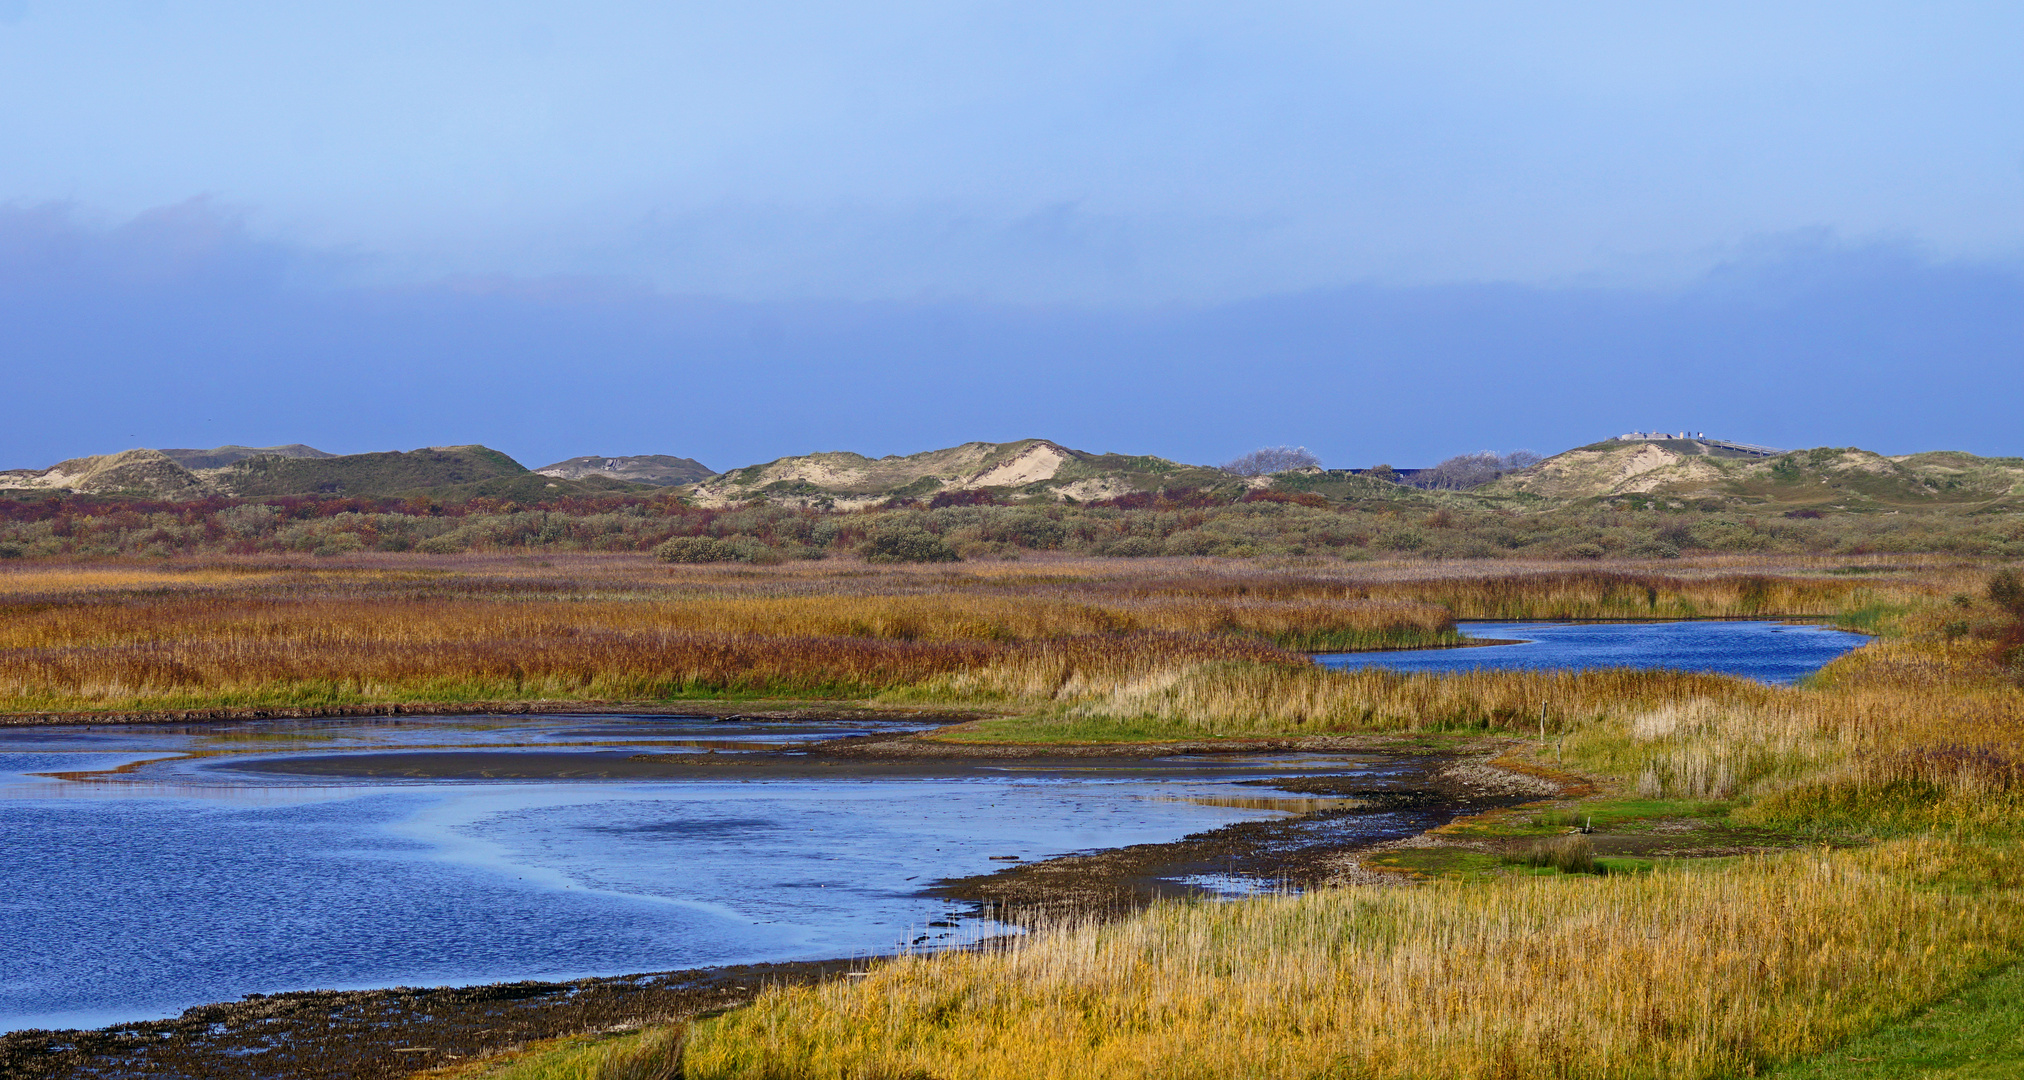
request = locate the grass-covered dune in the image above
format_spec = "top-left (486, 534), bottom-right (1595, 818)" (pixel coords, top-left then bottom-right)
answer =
top-left (9, 445), bottom-right (2024, 562)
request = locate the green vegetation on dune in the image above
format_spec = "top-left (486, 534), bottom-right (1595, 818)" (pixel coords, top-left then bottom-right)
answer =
top-left (1040, 451), bottom-right (1233, 493)
top-left (158, 444), bottom-right (335, 470)
top-left (219, 444), bottom-right (530, 497)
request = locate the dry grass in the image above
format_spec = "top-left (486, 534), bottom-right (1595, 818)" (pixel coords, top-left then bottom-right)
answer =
top-left (0, 555), bottom-right (1453, 712)
top-left (0, 552), bottom-right (1948, 716)
top-left (684, 838), bottom-right (2024, 1080)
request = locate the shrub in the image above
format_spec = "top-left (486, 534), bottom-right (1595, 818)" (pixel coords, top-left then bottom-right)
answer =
top-left (1101, 536), bottom-right (1161, 558)
top-left (981, 512), bottom-right (1067, 550)
top-left (860, 527), bottom-right (960, 564)
top-left (312, 534), bottom-right (364, 557)
top-left (655, 536), bottom-right (740, 563)
top-left (0, 541), bottom-right (23, 559)
top-left (1373, 526), bottom-right (1425, 552)
top-left (1989, 569), bottom-right (2024, 615)
top-left (1515, 834), bottom-right (1602, 874)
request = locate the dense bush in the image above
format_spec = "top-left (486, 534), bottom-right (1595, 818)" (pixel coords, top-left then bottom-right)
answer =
top-left (4, 485), bottom-right (2023, 563)
top-left (655, 536), bottom-right (740, 563)
top-left (860, 527), bottom-right (961, 564)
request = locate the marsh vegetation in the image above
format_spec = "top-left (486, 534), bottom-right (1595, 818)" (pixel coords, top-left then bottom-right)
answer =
top-left (5, 551), bottom-right (2021, 1078)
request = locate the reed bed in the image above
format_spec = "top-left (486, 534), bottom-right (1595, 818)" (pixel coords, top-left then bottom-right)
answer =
top-left (0, 632), bottom-right (1303, 713)
top-left (0, 552), bottom-right (1948, 715)
top-left (0, 562), bottom-right (1409, 711)
top-left (0, 593), bottom-right (1452, 652)
top-left (684, 838), bottom-right (2024, 1080)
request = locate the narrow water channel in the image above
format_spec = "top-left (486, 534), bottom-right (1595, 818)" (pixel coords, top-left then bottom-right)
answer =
top-left (1316, 619), bottom-right (1868, 684)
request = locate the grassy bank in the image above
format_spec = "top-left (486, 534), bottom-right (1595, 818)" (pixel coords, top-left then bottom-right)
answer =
top-left (685, 839), bottom-right (2022, 1080)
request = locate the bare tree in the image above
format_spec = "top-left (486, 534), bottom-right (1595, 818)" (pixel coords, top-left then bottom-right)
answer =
top-left (1409, 450), bottom-right (1542, 490)
top-left (1220, 446), bottom-right (1322, 476)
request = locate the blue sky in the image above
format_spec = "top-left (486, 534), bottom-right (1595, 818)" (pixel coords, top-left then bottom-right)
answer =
top-left (4, 3), bottom-right (2022, 470)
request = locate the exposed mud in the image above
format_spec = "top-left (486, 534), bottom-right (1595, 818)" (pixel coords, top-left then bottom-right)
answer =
top-left (932, 752), bottom-right (1549, 915)
top-left (0, 959), bottom-right (856, 1080)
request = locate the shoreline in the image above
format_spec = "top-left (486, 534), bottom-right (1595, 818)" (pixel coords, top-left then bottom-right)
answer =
top-left (0, 737), bottom-right (1558, 1079)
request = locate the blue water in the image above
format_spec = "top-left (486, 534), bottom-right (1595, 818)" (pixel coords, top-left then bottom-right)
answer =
top-left (0, 716), bottom-right (1392, 1032)
top-left (1316, 620), bottom-right (1868, 684)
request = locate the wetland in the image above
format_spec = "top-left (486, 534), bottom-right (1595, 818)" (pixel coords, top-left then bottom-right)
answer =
top-left (0, 554), bottom-right (2015, 1080)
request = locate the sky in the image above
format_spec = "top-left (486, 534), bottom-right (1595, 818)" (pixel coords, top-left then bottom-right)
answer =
top-left (4, 2), bottom-right (2023, 471)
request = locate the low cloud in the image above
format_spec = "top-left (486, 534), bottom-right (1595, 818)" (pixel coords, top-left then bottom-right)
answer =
top-left (5, 203), bottom-right (2020, 473)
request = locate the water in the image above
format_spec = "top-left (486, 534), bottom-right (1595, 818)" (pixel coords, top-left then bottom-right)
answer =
top-left (0, 715), bottom-right (1394, 1032)
top-left (2, 621), bottom-right (1868, 1031)
top-left (1316, 619), bottom-right (1868, 684)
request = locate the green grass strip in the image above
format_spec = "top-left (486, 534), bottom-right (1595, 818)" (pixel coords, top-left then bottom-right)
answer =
top-left (1766, 963), bottom-right (2024, 1079)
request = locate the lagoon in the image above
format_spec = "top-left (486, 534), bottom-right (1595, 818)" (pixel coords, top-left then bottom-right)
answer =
top-left (0, 715), bottom-right (1409, 1032)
